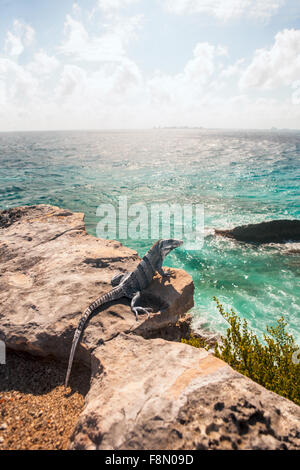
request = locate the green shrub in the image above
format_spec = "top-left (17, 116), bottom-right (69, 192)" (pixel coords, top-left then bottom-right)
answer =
top-left (183, 297), bottom-right (300, 406)
top-left (181, 335), bottom-right (209, 350)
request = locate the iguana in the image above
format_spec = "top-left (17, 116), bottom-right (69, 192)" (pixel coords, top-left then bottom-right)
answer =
top-left (65, 239), bottom-right (183, 388)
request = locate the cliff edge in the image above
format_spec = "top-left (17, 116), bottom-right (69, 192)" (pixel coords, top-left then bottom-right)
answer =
top-left (0, 205), bottom-right (299, 450)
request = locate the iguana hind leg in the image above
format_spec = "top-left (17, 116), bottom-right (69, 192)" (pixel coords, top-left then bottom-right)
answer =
top-left (131, 291), bottom-right (153, 321)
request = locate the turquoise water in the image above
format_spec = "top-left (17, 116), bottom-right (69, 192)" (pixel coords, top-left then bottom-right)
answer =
top-left (0, 129), bottom-right (299, 342)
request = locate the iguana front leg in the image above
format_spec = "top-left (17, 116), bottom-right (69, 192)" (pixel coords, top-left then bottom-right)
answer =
top-left (157, 266), bottom-right (171, 281)
top-left (131, 292), bottom-right (153, 321)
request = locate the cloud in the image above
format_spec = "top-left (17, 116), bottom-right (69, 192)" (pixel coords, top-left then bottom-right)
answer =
top-left (72, 3), bottom-right (81, 16)
top-left (0, 2), bottom-right (299, 131)
top-left (240, 29), bottom-right (300, 89)
top-left (184, 43), bottom-right (227, 79)
top-left (220, 58), bottom-right (245, 78)
top-left (4, 20), bottom-right (35, 57)
top-left (27, 50), bottom-right (60, 76)
top-left (161, 0), bottom-right (285, 21)
top-left (59, 13), bottom-right (143, 62)
top-left (0, 57), bottom-right (38, 107)
top-left (4, 32), bottom-right (24, 57)
top-left (56, 64), bottom-right (86, 98)
top-left (55, 58), bottom-right (143, 104)
top-left (0, 5), bottom-right (146, 130)
top-left (148, 42), bottom-right (228, 106)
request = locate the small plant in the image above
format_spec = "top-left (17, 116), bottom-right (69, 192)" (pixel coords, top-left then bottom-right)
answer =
top-left (181, 335), bottom-right (209, 350)
top-left (182, 297), bottom-right (300, 406)
top-left (213, 297), bottom-right (300, 406)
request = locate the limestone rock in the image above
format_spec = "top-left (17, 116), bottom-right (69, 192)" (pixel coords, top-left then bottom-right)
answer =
top-left (0, 204), bottom-right (193, 364)
top-left (70, 334), bottom-right (300, 450)
top-left (1, 204), bottom-right (300, 451)
top-left (215, 219), bottom-right (300, 244)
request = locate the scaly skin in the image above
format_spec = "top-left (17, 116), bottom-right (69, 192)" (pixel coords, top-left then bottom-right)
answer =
top-left (65, 239), bottom-right (183, 387)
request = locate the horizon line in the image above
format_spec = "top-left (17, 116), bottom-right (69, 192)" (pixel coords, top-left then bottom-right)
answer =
top-left (1, 126), bottom-right (300, 133)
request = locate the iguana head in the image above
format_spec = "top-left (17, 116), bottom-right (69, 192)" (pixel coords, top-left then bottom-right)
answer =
top-left (158, 239), bottom-right (183, 259)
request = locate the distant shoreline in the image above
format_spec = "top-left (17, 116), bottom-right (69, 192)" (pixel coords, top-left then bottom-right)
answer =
top-left (1, 127), bottom-right (300, 134)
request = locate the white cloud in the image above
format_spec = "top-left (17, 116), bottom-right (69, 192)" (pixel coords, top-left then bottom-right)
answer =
top-left (56, 64), bottom-right (87, 98)
top-left (59, 14), bottom-right (143, 62)
top-left (0, 6), bottom-right (146, 130)
top-left (0, 58), bottom-right (39, 106)
top-left (161, 0), bottom-right (285, 21)
top-left (4, 32), bottom-right (24, 57)
top-left (55, 58), bottom-right (143, 104)
top-left (184, 43), bottom-right (227, 80)
top-left (60, 15), bottom-right (89, 58)
top-left (148, 42), bottom-right (228, 106)
top-left (240, 29), bottom-right (300, 89)
top-left (72, 3), bottom-right (82, 16)
top-left (4, 20), bottom-right (35, 57)
top-left (27, 51), bottom-right (60, 76)
top-left (220, 58), bottom-right (245, 78)
top-left (0, 3), bottom-right (299, 131)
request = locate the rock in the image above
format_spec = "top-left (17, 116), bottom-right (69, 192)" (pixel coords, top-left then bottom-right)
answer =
top-left (286, 249), bottom-right (300, 255)
top-left (70, 334), bottom-right (300, 450)
top-left (139, 313), bottom-right (193, 342)
top-left (0, 205), bottom-right (194, 364)
top-left (0, 207), bottom-right (24, 229)
top-left (1, 204), bottom-right (300, 450)
top-left (215, 219), bottom-right (300, 244)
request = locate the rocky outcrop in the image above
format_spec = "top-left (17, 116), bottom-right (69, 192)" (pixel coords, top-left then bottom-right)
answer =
top-left (215, 219), bottom-right (300, 244)
top-left (0, 204), bottom-right (193, 364)
top-left (1, 205), bottom-right (300, 450)
top-left (71, 334), bottom-right (300, 450)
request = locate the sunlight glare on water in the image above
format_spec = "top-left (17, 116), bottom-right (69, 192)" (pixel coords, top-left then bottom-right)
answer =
top-left (0, 129), bottom-right (299, 341)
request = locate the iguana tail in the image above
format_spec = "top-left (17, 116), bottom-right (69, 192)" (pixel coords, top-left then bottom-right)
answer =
top-left (65, 286), bottom-right (124, 388)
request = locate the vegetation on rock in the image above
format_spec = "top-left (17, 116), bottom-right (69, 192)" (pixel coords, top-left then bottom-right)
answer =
top-left (181, 335), bottom-right (210, 350)
top-left (182, 297), bottom-right (300, 406)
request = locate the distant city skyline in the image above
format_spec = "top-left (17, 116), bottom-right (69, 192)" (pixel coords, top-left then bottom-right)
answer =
top-left (0, 0), bottom-right (300, 131)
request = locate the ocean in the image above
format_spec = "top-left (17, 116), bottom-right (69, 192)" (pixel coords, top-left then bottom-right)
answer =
top-left (0, 129), bottom-right (299, 342)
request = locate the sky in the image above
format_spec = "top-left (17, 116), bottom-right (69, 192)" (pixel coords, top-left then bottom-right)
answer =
top-left (0, 0), bottom-right (300, 131)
